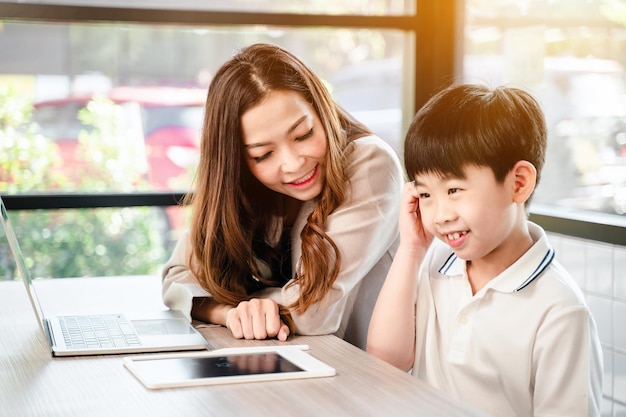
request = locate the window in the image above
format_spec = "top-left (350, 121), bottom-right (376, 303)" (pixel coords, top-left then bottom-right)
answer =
top-left (3, 1), bottom-right (625, 279)
top-left (0, 1), bottom-right (421, 278)
top-left (463, 0), bottom-right (626, 217)
top-left (1, 20), bottom-right (408, 194)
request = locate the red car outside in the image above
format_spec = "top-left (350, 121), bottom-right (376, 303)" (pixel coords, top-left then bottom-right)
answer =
top-left (33, 86), bottom-right (206, 191)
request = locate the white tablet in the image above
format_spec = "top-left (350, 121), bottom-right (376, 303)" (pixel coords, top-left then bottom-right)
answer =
top-left (123, 345), bottom-right (336, 389)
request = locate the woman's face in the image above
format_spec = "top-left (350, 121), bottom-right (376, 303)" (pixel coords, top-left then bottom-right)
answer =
top-left (241, 90), bottom-right (328, 202)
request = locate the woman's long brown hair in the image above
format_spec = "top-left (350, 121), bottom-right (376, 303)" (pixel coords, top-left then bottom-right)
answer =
top-left (186, 43), bottom-right (371, 331)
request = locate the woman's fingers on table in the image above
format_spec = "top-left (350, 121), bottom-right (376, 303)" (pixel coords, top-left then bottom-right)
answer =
top-left (226, 298), bottom-right (286, 340)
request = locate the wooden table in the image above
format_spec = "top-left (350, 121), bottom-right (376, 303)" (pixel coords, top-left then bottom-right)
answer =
top-left (0, 275), bottom-right (489, 417)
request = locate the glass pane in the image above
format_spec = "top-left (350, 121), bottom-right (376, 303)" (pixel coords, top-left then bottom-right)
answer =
top-left (0, 19), bottom-right (407, 250)
top-left (464, 0), bottom-right (626, 216)
top-left (0, 207), bottom-right (174, 280)
top-left (3, 0), bottom-right (412, 15)
top-left (0, 21), bottom-right (406, 191)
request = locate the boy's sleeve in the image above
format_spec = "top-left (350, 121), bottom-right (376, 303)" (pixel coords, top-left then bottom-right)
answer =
top-left (532, 306), bottom-right (603, 416)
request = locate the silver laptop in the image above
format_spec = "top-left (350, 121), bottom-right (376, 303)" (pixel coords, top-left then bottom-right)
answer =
top-left (0, 196), bottom-right (208, 357)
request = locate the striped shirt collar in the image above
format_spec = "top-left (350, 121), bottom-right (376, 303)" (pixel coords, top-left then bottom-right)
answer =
top-left (437, 222), bottom-right (555, 292)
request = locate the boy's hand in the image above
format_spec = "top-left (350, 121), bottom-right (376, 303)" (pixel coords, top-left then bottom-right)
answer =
top-left (225, 298), bottom-right (290, 341)
top-left (399, 181), bottom-right (433, 250)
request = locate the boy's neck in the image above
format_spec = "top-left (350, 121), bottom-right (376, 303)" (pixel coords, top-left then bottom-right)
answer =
top-left (465, 225), bottom-right (534, 295)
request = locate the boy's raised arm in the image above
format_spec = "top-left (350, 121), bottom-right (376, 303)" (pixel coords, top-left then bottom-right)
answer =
top-left (366, 182), bottom-right (433, 371)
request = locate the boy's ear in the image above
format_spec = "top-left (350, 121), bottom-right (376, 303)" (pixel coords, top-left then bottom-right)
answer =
top-left (511, 160), bottom-right (537, 204)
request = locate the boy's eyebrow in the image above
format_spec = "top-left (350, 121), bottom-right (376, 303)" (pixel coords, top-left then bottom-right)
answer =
top-left (413, 171), bottom-right (465, 185)
top-left (245, 115), bottom-right (308, 150)
top-left (412, 176), bottom-right (442, 187)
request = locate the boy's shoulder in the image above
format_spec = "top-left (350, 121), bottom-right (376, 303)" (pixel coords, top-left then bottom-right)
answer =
top-left (424, 223), bottom-right (586, 305)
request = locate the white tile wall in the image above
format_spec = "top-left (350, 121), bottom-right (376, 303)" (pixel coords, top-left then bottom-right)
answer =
top-left (547, 232), bottom-right (626, 417)
top-left (615, 302), bottom-right (626, 352)
top-left (605, 348), bottom-right (615, 407)
top-left (554, 234), bottom-right (587, 288)
top-left (586, 241), bottom-right (615, 296)
top-left (615, 353), bottom-right (626, 406)
top-left (615, 246), bottom-right (626, 301)
top-left (588, 295), bottom-right (613, 347)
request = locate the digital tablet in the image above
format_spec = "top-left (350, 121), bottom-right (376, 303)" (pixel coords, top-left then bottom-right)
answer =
top-left (123, 345), bottom-right (336, 389)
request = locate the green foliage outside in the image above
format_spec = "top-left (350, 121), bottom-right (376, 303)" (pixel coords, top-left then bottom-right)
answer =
top-left (0, 86), bottom-right (169, 280)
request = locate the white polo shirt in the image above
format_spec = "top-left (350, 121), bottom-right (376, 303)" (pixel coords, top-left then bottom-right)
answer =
top-left (412, 222), bottom-right (603, 417)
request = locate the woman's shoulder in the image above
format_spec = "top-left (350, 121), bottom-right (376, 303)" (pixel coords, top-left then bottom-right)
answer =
top-left (346, 135), bottom-right (402, 170)
top-left (350, 134), bottom-right (397, 155)
top-left (342, 135), bottom-right (404, 198)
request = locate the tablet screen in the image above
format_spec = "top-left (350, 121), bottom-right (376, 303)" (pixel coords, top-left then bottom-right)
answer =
top-left (131, 352), bottom-right (305, 381)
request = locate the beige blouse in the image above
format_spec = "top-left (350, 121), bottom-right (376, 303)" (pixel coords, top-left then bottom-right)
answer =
top-left (161, 135), bottom-right (403, 348)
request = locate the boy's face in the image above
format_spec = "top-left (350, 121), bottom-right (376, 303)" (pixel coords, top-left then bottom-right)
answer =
top-left (413, 164), bottom-right (522, 263)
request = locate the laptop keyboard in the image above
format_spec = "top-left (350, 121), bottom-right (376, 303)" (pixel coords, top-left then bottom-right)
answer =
top-left (58, 314), bottom-right (142, 349)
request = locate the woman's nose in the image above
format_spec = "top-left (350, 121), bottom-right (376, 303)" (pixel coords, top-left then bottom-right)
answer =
top-left (279, 147), bottom-right (303, 173)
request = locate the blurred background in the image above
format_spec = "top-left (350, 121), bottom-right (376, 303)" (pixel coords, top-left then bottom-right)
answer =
top-left (1, 1), bottom-right (626, 415)
top-left (0, 0), bottom-right (624, 277)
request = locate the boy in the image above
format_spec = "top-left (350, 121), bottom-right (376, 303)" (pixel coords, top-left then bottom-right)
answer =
top-left (366, 84), bottom-right (603, 417)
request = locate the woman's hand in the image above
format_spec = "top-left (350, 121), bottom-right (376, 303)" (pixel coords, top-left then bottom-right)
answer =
top-left (225, 298), bottom-right (290, 341)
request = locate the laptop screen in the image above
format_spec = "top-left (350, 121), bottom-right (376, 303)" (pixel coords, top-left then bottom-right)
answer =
top-left (0, 196), bottom-right (47, 332)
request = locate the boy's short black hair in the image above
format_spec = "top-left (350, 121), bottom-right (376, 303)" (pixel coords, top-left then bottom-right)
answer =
top-left (404, 83), bottom-right (547, 186)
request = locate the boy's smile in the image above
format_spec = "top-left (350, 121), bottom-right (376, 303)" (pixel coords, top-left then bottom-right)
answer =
top-left (444, 230), bottom-right (469, 249)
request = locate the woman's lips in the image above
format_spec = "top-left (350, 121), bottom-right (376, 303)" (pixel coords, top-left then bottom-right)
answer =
top-left (289, 165), bottom-right (318, 186)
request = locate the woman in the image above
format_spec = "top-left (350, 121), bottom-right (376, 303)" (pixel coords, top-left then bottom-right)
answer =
top-left (162, 43), bottom-right (403, 348)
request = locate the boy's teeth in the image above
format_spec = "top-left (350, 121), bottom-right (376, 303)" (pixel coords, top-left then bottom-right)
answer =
top-left (447, 232), bottom-right (465, 240)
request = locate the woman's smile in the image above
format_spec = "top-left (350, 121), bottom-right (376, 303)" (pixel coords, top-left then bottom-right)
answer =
top-left (288, 165), bottom-right (319, 187)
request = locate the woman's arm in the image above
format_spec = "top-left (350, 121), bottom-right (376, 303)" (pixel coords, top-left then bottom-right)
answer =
top-left (162, 232), bottom-right (289, 340)
top-left (253, 137), bottom-right (406, 335)
top-left (161, 231), bottom-right (209, 320)
top-left (366, 181), bottom-right (433, 371)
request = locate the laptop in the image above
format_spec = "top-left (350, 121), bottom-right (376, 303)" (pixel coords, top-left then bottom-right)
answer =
top-left (0, 196), bottom-right (209, 357)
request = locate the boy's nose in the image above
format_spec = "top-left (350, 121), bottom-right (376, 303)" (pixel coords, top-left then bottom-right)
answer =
top-left (433, 201), bottom-right (455, 225)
